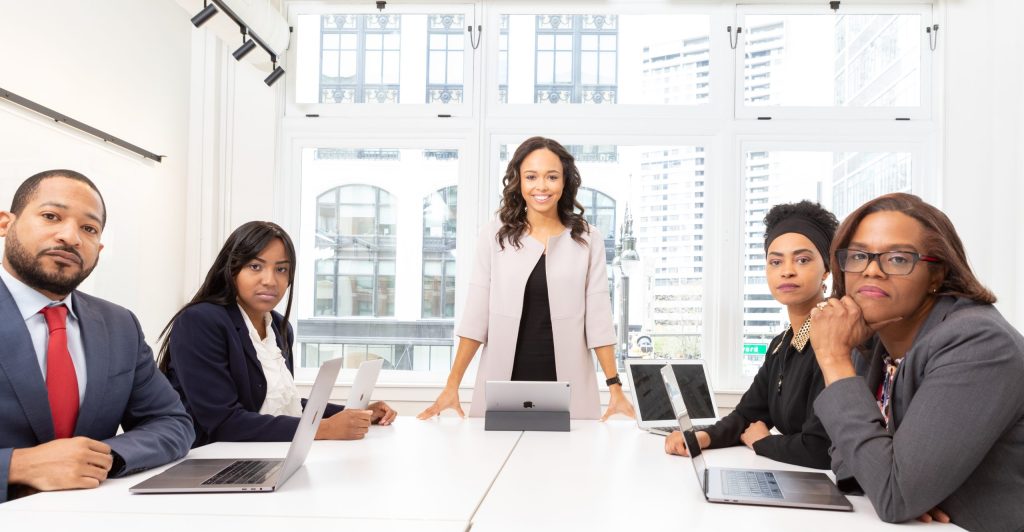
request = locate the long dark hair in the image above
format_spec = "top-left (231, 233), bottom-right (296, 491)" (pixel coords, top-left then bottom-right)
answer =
top-left (830, 193), bottom-right (996, 304)
top-left (495, 136), bottom-right (589, 249)
top-left (157, 221), bottom-right (298, 373)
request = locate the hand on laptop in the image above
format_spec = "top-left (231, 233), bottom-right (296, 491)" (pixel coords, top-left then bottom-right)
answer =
top-left (416, 386), bottom-right (466, 419)
top-left (739, 421), bottom-right (771, 449)
top-left (316, 408), bottom-right (373, 440)
top-left (600, 386), bottom-right (636, 421)
top-left (8, 437), bottom-right (113, 492)
top-left (665, 430), bottom-right (710, 457)
top-left (369, 401), bottom-right (397, 426)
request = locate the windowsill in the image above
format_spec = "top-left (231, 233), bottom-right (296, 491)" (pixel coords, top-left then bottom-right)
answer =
top-left (296, 381), bottom-right (746, 411)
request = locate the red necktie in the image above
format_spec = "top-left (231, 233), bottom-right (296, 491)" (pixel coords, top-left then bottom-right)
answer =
top-left (41, 305), bottom-right (78, 439)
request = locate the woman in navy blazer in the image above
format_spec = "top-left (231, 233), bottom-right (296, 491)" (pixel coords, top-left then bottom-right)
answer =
top-left (157, 222), bottom-right (395, 447)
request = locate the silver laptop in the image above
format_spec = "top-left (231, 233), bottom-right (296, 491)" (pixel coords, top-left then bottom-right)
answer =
top-left (485, 381), bottom-right (570, 412)
top-left (660, 365), bottom-right (851, 511)
top-left (625, 359), bottom-right (719, 436)
top-left (130, 357), bottom-right (343, 494)
top-left (345, 358), bottom-right (384, 409)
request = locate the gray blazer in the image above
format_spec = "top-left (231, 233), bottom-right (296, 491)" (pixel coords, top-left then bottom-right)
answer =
top-left (815, 296), bottom-right (1024, 531)
top-left (457, 220), bottom-right (616, 419)
top-left (0, 279), bottom-right (195, 502)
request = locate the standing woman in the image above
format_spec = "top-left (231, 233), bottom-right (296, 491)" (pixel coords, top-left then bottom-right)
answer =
top-left (158, 221), bottom-right (396, 447)
top-left (664, 201), bottom-right (839, 469)
top-left (418, 137), bottom-right (635, 420)
top-left (810, 193), bottom-right (1024, 529)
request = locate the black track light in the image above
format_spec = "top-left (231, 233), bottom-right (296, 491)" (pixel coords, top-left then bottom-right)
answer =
top-left (264, 64), bottom-right (285, 86)
top-left (191, 2), bottom-right (218, 27)
top-left (233, 39), bottom-right (257, 61)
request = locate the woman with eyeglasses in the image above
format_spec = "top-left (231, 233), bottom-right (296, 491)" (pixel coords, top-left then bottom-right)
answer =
top-left (809, 193), bottom-right (1024, 529)
top-left (665, 200), bottom-right (839, 469)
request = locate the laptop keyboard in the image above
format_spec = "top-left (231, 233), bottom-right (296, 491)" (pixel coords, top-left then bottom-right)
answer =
top-left (653, 424), bottom-right (711, 433)
top-left (201, 460), bottom-right (278, 486)
top-left (721, 470), bottom-right (784, 499)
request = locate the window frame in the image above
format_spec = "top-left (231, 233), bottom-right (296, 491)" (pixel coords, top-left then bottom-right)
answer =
top-left (277, 1), bottom-right (942, 393)
top-left (733, 3), bottom-right (935, 121)
top-left (286, 2), bottom-right (477, 118)
top-left (484, 3), bottom-right (731, 121)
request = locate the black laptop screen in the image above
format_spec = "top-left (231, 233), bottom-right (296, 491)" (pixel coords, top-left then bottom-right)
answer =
top-left (630, 363), bottom-right (716, 422)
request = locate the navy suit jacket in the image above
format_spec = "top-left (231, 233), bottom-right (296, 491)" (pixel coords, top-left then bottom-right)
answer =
top-left (0, 279), bottom-right (194, 503)
top-left (164, 302), bottom-right (343, 447)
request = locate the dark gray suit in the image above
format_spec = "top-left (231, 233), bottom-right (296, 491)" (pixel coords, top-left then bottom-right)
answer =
top-left (0, 278), bottom-right (194, 503)
top-left (815, 296), bottom-right (1024, 531)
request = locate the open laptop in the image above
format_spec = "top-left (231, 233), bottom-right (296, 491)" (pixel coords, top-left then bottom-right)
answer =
top-left (345, 358), bottom-right (384, 409)
top-left (625, 358), bottom-right (719, 435)
top-left (485, 381), bottom-right (570, 412)
top-left (660, 365), bottom-right (852, 511)
top-left (130, 357), bottom-right (343, 494)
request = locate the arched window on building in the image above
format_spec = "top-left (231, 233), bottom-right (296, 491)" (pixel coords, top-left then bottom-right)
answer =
top-left (422, 185), bottom-right (457, 318)
top-left (578, 186), bottom-right (616, 265)
top-left (314, 184), bottom-right (396, 317)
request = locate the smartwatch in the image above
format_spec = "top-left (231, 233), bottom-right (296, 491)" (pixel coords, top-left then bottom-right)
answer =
top-left (606, 374), bottom-right (622, 387)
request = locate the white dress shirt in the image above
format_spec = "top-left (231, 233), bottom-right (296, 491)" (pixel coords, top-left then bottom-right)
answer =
top-left (0, 265), bottom-right (87, 405)
top-left (238, 304), bottom-right (302, 417)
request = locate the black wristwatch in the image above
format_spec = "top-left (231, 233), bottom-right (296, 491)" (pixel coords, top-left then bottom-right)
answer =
top-left (606, 374), bottom-right (622, 387)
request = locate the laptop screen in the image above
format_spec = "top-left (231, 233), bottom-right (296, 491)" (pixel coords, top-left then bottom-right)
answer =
top-left (662, 365), bottom-right (709, 492)
top-left (630, 363), bottom-right (716, 422)
top-left (683, 426), bottom-right (708, 490)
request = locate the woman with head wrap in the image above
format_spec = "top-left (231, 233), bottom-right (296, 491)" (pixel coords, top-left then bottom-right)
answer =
top-left (664, 200), bottom-right (839, 469)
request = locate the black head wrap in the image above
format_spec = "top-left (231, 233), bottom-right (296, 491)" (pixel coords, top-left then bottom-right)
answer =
top-left (764, 217), bottom-right (833, 271)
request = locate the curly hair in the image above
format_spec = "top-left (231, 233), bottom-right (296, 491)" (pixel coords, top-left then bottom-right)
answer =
top-left (495, 137), bottom-right (589, 249)
top-left (763, 200), bottom-right (839, 270)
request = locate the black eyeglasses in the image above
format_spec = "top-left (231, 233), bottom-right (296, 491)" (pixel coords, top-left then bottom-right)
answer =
top-left (836, 248), bottom-right (942, 276)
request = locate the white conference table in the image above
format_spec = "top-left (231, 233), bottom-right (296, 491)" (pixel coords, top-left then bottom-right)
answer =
top-left (472, 420), bottom-right (961, 531)
top-left (0, 417), bottom-right (516, 531)
top-left (0, 417), bottom-right (963, 531)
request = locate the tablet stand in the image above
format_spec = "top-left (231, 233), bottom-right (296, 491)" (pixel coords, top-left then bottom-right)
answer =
top-left (484, 410), bottom-right (570, 432)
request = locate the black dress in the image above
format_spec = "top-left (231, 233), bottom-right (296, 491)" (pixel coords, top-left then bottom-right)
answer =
top-left (510, 255), bottom-right (557, 381)
top-left (700, 326), bottom-right (832, 469)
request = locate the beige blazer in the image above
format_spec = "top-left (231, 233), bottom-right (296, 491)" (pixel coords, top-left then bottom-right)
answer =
top-left (457, 220), bottom-right (616, 419)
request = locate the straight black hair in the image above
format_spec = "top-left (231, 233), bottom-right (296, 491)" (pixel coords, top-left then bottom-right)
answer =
top-left (157, 221), bottom-right (297, 373)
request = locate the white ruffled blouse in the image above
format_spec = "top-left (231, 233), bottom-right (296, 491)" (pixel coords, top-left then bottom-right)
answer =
top-left (239, 304), bottom-right (303, 417)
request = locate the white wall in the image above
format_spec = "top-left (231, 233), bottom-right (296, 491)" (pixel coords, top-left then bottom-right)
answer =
top-left (0, 0), bottom-right (193, 342)
top-left (0, 0), bottom-right (281, 343)
top-left (182, 28), bottom-right (281, 298)
top-left (942, 0), bottom-right (1024, 330)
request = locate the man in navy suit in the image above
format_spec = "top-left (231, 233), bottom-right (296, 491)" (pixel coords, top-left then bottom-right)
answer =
top-left (0, 169), bottom-right (194, 502)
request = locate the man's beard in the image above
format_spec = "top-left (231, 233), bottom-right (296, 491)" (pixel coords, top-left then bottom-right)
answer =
top-left (5, 229), bottom-right (96, 296)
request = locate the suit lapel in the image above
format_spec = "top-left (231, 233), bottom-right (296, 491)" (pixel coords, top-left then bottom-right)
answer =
top-left (74, 292), bottom-right (110, 435)
top-left (0, 279), bottom-right (55, 442)
top-left (270, 314), bottom-right (294, 374)
top-left (227, 304), bottom-right (260, 368)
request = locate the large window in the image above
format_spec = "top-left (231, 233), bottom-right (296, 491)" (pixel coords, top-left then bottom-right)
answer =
top-left (739, 149), bottom-right (915, 376)
top-left (737, 6), bottom-right (931, 119)
top-left (284, 3), bottom-right (939, 389)
top-left (293, 7), bottom-right (474, 111)
top-left (297, 148), bottom-right (460, 375)
top-left (501, 13), bottom-right (712, 106)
